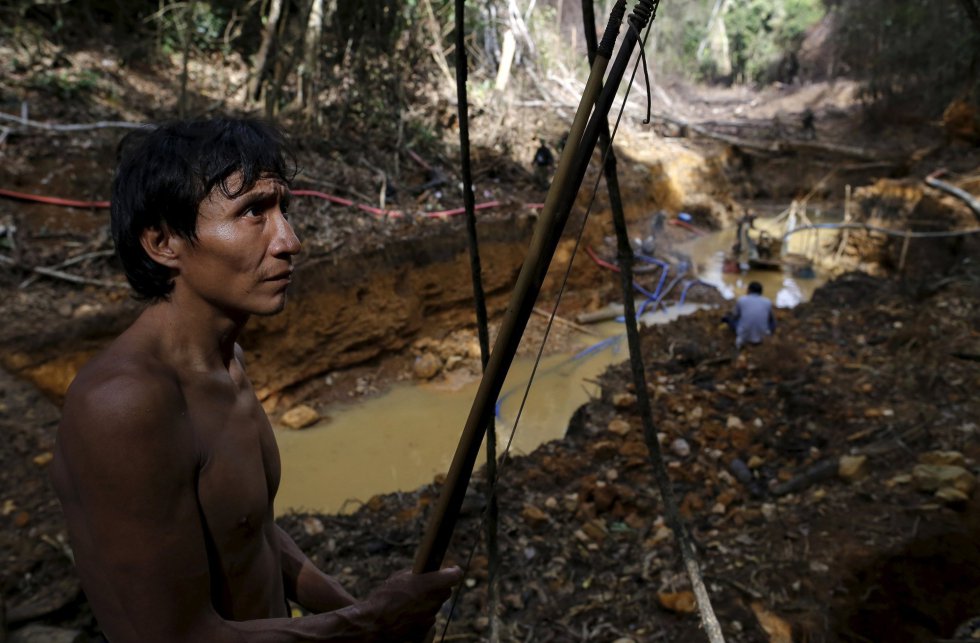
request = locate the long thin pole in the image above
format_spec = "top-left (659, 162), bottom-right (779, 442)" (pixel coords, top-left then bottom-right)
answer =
top-left (451, 1), bottom-right (500, 639)
top-left (414, 0), bottom-right (651, 575)
top-left (581, 2), bottom-right (725, 641)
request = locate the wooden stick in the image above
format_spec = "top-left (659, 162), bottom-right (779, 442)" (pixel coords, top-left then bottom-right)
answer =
top-left (532, 306), bottom-right (599, 336)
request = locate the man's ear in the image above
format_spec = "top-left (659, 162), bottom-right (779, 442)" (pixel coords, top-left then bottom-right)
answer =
top-left (139, 226), bottom-right (183, 269)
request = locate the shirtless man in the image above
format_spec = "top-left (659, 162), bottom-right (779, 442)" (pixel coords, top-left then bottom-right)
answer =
top-left (50, 118), bottom-right (461, 642)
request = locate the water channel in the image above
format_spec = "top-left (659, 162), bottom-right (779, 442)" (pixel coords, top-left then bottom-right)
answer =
top-left (274, 219), bottom-right (834, 515)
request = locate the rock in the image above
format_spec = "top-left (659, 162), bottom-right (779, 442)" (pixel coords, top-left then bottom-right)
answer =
top-left (670, 438), bottom-right (690, 457)
top-left (280, 404), bottom-right (320, 430)
top-left (589, 440), bottom-right (619, 461)
top-left (935, 487), bottom-right (970, 507)
top-left (747, 455), bottom-right (764, 469)
top-left (521, 504), bottom-right (550, 530)
top-left (612, 392), bottom-right (636, 408)
top-left (838, 455), bottom-right (869, 482)
top-left (581, 520), bottom-right (608, 543)
top-left (761, 503), bottom-right (777, 521)
top-left (885, 473), bottom-right (912, 488)
top-left (607, 418), bottom-right (632, 436)
top-left (413, 352), bottom-right (442, 379)
top-left (302, 516), bottom-right (324, 535)
top-left (751, 602), bottom-right (793, 643)
top-left (730, 459), bottom-right (754, 484)
top-left (918, 451), bottom-right (966, 467)
top-left (657, 590), bottom-right (697, 614)
top-left (9, 624), bottom-right (84, 643)
top-left (32, 452), bottom-right (53, 467)
top-left (444, 354), bottom-right (463, 370)
top-left (71, 303), bottom-right (100, 318)
top-left (726, 415), bottom-right (744, 429)
top-left (913, 464), bottom-right (976, 495)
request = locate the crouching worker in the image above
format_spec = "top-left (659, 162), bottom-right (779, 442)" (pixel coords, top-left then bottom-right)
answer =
top-left (725, 281), bottom-right (776, 350)
top-left (50, 117), bottom-right (461, 642)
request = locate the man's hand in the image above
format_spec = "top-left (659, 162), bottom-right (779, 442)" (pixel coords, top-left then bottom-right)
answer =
top-left (351, 567), bottom-right (462, 642)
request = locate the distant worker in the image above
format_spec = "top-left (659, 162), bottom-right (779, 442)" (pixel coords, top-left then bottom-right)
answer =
top-left (640, 211), bottom-right (666, 255)
top-left (725, 281), bottom-right (776, 349)
top-left (732, 211), bottom-right (758, 267)
top-left (531, 138), bottom-right (555, 190)
top-left (801, 108), bottom-right (816, 140)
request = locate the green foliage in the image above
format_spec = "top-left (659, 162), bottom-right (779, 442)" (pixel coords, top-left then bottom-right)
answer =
top-left (527, 5), bottom-right (563, 73)
top-left (158, 3), bottom-right (231, 56)
top-left (833, 0), bottom-right (979, 113)
top-left (27, 69), bottom-right (101, 100)
top-left (724, 0), bottom-right (824, 84)
top-left (648, 0), bottom-right (714, 79)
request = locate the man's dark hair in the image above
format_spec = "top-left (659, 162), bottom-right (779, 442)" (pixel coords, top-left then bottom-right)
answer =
top-left (748, 281), bottom-right (763, 294)
top-left (111, 117), bottom-right (295, 300)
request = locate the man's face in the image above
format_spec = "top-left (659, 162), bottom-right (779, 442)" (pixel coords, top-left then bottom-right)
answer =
top-left (176, 174), bottom-right (301, 317)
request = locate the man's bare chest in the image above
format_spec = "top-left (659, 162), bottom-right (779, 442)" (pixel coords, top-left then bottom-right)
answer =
top-left (184, 378), bottom-right (282, 555)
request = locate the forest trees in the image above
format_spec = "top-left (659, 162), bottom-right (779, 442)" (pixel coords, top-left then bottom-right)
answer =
top-left (831, 0), bottom-right (980, 113)
top-left (3, 0), bottom-right (978, 125)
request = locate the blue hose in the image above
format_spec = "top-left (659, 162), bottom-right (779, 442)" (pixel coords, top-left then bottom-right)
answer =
top-left (678, 279), bottom-right (711, 306)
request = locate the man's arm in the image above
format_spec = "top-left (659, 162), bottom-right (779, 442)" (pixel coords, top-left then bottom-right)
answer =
top-left (53, 372), bottom-right (458, 643)
top-left (277, 525), bottom-right (356, 613)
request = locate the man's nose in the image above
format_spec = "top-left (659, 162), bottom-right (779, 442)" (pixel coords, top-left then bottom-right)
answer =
top-left (271, 211), bottom-right (302, 257)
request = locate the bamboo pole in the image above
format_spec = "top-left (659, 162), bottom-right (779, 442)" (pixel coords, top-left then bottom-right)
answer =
top-left (413, 0), bottom-right (639, 575)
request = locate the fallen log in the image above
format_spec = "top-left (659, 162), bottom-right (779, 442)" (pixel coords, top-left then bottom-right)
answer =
top-left (650, 110), bottom-right (891, 161)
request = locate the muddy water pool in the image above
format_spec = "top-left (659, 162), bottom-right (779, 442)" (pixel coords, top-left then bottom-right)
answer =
top-left (275, 221), bottom-right (833, 515)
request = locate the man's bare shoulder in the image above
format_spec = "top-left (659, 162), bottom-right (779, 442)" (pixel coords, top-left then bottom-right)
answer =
top-left (60, 336), bottom-right (185, 444)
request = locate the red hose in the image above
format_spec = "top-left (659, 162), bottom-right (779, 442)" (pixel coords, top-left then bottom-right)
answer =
top-left (669, 218), bottom-right (706, 235)
top-left (1, 186), bottom-right (536, 220)
top-left (584, 245), bottom-right (621, 273)
top-left (0, 188), bottom-right (110, 209)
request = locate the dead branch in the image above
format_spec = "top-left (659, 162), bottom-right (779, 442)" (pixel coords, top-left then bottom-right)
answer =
top-left (0, 254), bottom-right (126, 289)
top-left (0, 112), bottom-right (145, 132)
top-left (532, 307), bottom-right (600, 336)
top-left (18, 249), bottom-right (115, 289)
top-left (650, 111), bottom-right (885, 161)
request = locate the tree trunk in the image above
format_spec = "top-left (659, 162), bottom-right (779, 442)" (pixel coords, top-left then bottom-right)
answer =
top-left (295, 0), bottom-right (325, 121)
top-left (697, 0), bottom-right (731, 79)
top-left (178, 0), bottom-right (195, 118)
top-left (248, 0), bottom-right (285, 104)
top-left (957, 0), bottom-right (980, 35)
top-left (420, 0), bottom-right (456, 86)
